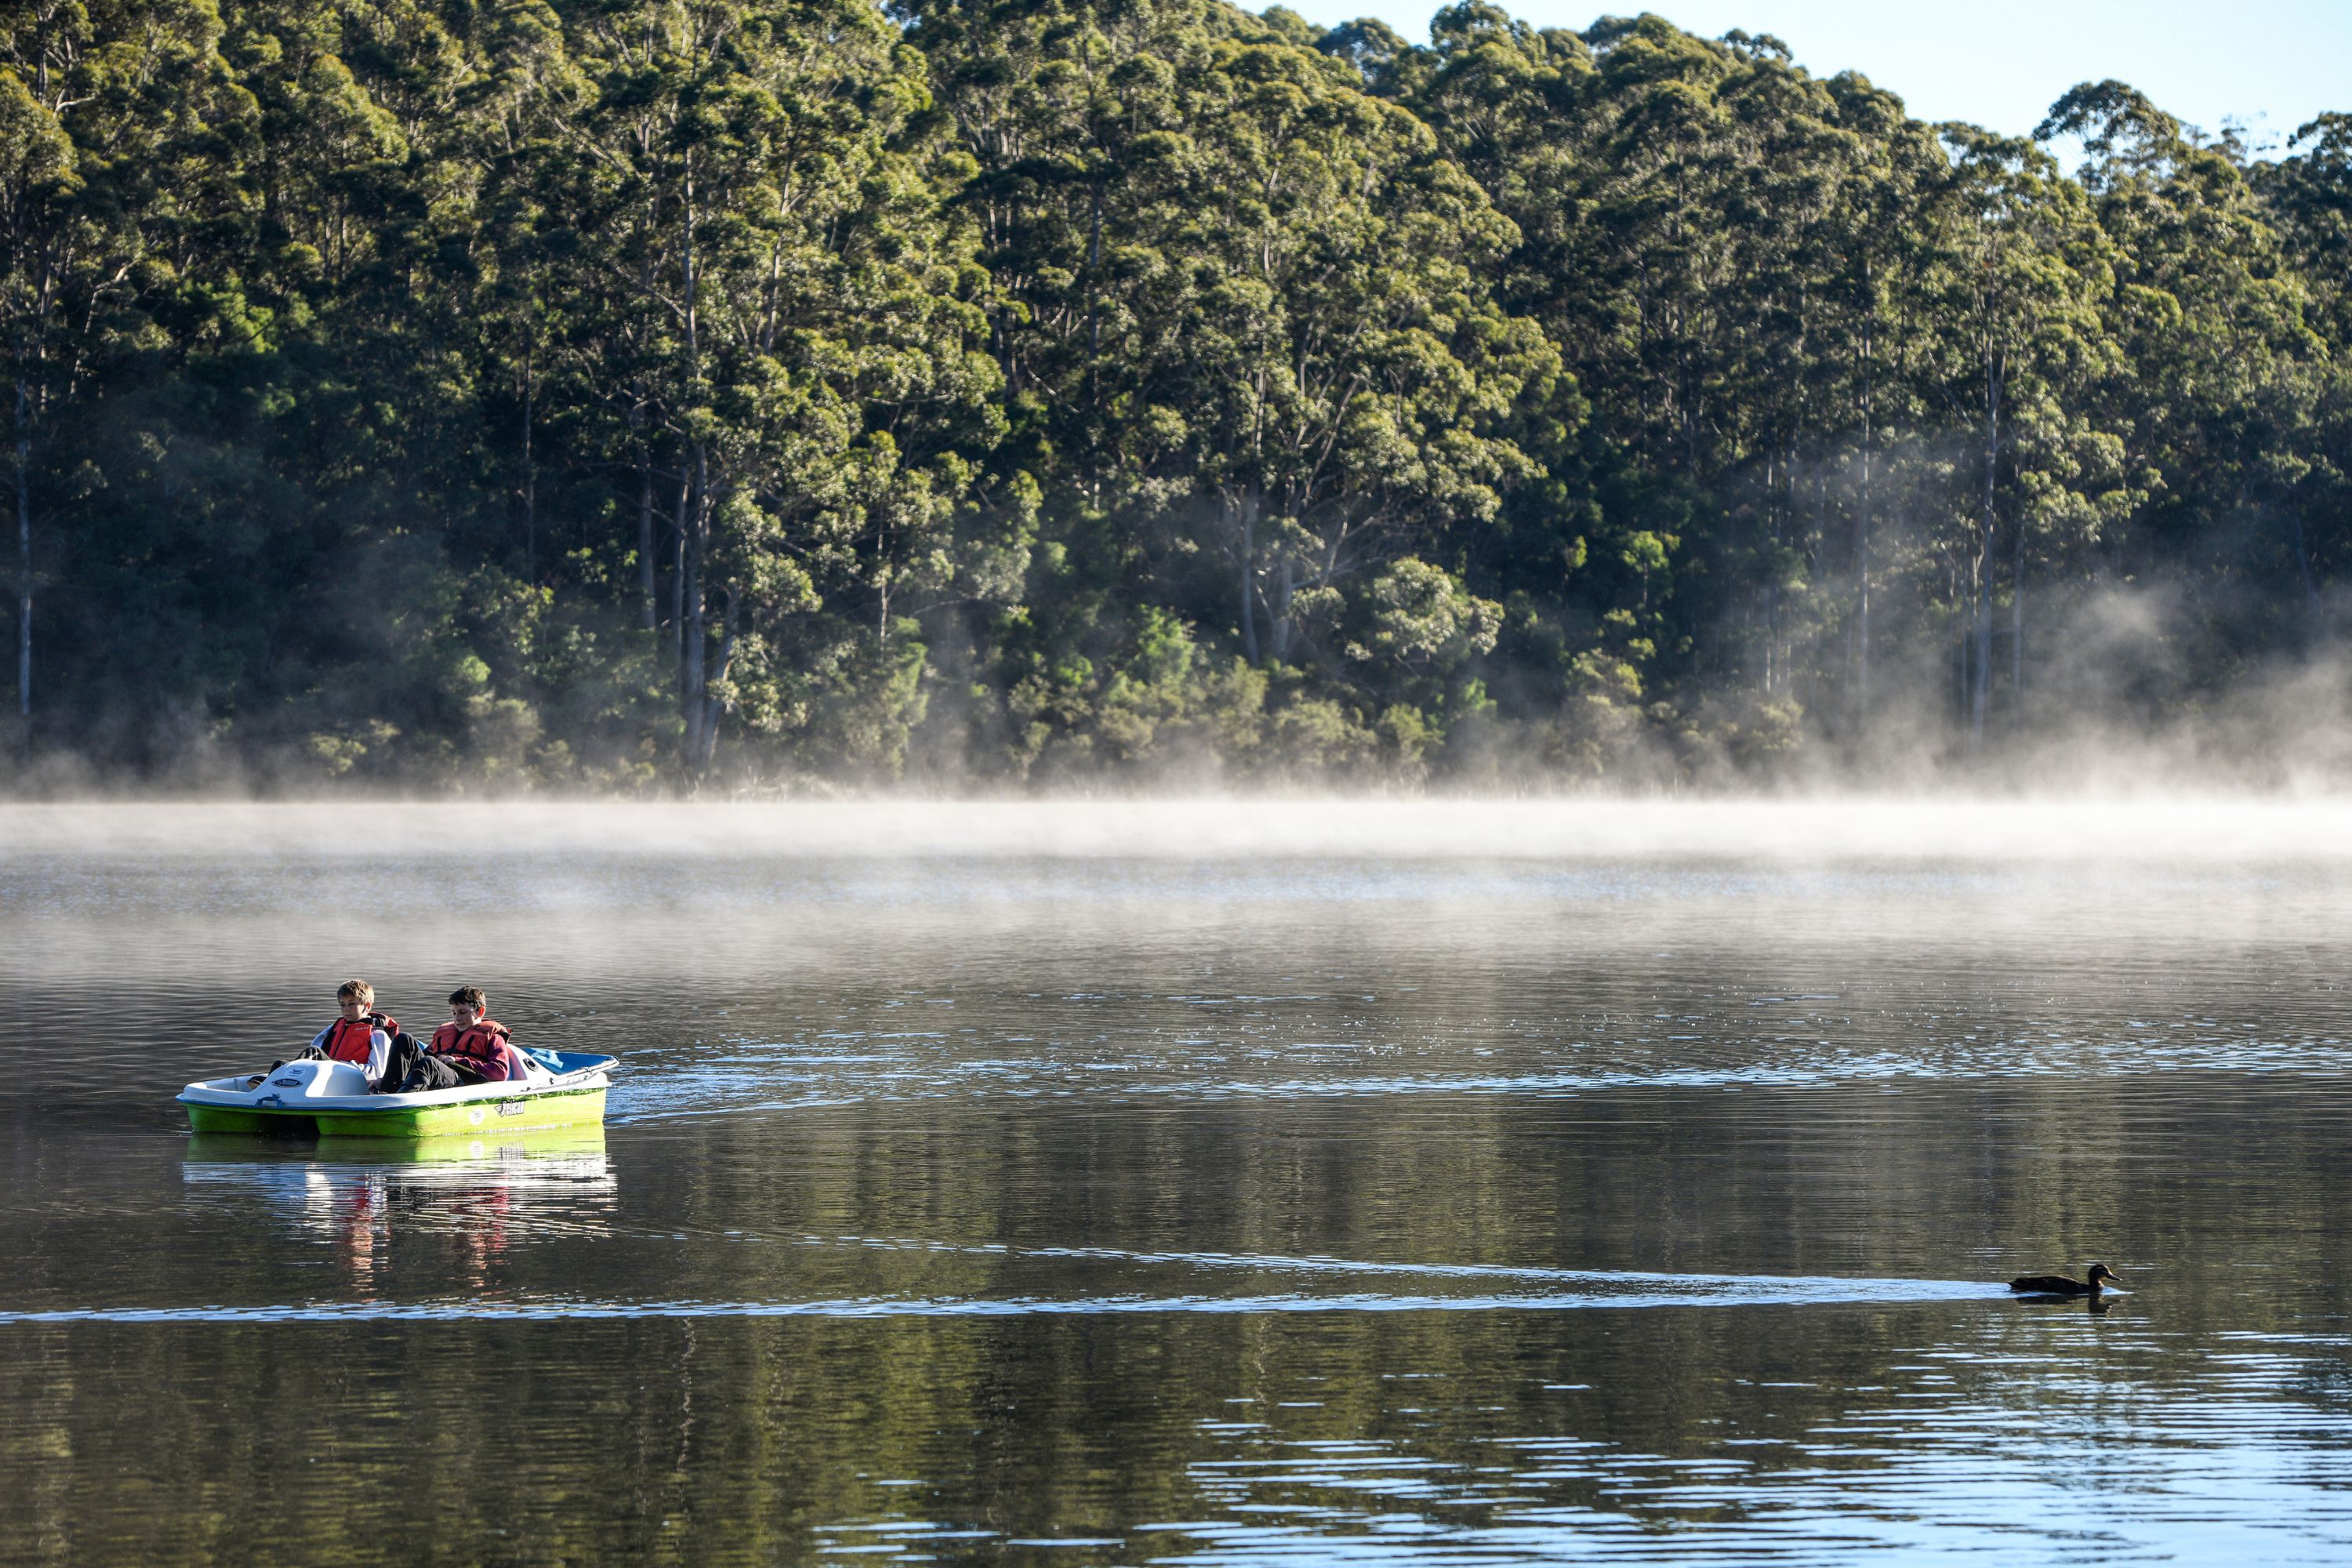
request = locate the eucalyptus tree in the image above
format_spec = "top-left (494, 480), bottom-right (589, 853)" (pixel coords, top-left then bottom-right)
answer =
top-left (0, 0), bottom-right (2343, 788)
top-left (2261, 114), bottom-right (2352, 345)
top-left (2045, 83), bottom-right (2323, 645)
top-left (913, 0), bottom-right (1551, 768)
top-left (2257, 114), bottom-right (2352, 596)
top-left (1172, 32), bottom-right (1553, 669)
top-left (550, 0), bottom-right (998, 775)
top-left (1926, 124), bottom-right (2121, 739)
top-left (1697, 36), bottom-right (1876, 706)
top-left (1813, 71), bottom-right (1944, 724)
top-left (0, 0), bottom-right (241, 731)
top-left (466, 0), bottom-right (584, 586)
top-left (1407, 13), bottom-right (1918, 723)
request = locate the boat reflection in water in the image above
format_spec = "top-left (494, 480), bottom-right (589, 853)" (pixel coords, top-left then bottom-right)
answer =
top-left (181, 1127), bottom-right (615, 1294)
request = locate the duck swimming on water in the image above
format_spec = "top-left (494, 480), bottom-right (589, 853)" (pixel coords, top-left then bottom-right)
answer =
top-left (2009, 1262), bottom-right (2122, 1296)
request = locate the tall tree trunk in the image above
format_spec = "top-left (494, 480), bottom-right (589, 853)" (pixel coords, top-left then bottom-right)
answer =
top-left (13, 376), bottom-right (27, 726)
top-left (637, 445), bottom-right (656, 631)
top-left (1236, 492), bottom-right (1259, 664)
top-left (2292, 510), bottom-right (2322, 631)
top-left (670, 461), bottom-right (689, 668)
top-left (1273, 557), bottom-right (1293, 662)
top-left (1970, 543), bottom-right (1991, 744)
top-left (2011, 508), bottom-right (2025, 727)
top-left (1762, 448), bottom-right (1777, 699)
top-left (1947, 555), bottom-right (1965, 728)
top-left (1853, 328), bottom-right (1873, 731)
top-left (679, 152), bottom-right (703, 766)
top-left (1973, 348), bottom-right (2002, 747)
top-left (520, 336), bottom-right (535, 581)
top-left (699, 587), bottom-right (735, 774)
top-left (1083, 183), bottom-right (1105, 395)
top-left (1806, 462), bottom-right (1827, 699)
top-left (684, 447), bottom-right (709, 768)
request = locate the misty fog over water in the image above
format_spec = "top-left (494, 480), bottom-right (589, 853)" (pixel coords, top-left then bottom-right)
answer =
top-left (5, 800), bottom-right (2352, 1564)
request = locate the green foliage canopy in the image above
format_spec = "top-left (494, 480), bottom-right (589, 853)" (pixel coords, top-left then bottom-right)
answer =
top-left (2, 0), bottom-right (2347, 789)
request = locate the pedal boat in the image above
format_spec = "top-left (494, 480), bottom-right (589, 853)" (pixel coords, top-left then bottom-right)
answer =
top-left (177, 1053), bottom-right (615, 1139)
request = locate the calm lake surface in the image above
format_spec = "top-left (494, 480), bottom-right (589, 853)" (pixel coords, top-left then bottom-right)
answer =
top-left (5, 801), bottom-right (2352, 1565)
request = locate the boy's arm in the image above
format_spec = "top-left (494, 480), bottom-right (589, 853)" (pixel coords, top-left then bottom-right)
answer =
top-left (368, 1029), bottom-right (393, 1085)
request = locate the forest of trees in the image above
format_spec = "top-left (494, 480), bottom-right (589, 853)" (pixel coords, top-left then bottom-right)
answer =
top-left (2, 0), bottom-right (2348, 791)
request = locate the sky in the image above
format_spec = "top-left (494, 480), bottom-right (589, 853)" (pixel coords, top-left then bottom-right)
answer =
top-left (1278, 0), bottom-right (2350, 154)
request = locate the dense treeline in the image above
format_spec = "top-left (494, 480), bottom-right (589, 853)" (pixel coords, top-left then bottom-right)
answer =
top-left (3, 0), bottom-right (2348, 790)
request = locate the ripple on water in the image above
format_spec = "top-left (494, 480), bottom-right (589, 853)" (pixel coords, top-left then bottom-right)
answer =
top-left (9, 812), bottom-right (2352, 1564)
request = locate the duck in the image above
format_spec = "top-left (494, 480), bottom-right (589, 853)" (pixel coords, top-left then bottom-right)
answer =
top-left (2009, 1262), bottom-right (2122, 1296)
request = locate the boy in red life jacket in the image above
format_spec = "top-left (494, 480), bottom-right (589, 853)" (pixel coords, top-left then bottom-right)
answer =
top-left (306, 979), bottom-right (400, 1087)
top-left (390, 985), bottom-right (530, 1092)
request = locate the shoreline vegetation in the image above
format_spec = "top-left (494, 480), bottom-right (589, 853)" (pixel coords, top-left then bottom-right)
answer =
top-left (3, 0), bottom-right (2348, 796)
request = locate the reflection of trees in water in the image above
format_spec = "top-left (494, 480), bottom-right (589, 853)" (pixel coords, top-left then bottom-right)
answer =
top-left (9, 1082), bottom-right (2352, 1561)
top-left (10, 1297), bottom-right (2352, 1563)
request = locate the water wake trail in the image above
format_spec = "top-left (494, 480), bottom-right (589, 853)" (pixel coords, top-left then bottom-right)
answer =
top-left (0, 1270), bottom-right (2004, 1325)
top-left (805, 1232), bottom-right (1955, 1292)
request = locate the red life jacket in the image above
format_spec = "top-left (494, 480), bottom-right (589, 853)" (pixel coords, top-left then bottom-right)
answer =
top-left (430, 1018), bottom-right (524, 1080)
top-left (323, 1016), bottom-right (380, 1065)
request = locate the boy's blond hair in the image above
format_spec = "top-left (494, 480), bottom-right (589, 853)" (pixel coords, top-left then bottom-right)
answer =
top-left (336, 979), bottom-right (375, 1006)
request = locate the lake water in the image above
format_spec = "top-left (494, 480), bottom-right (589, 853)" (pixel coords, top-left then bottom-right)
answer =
top-left (5, 801), bottom-right (2352, 1565)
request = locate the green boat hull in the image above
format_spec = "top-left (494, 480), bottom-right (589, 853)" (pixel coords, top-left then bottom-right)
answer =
top-left (185, 1085), bottom-right (606, 1140)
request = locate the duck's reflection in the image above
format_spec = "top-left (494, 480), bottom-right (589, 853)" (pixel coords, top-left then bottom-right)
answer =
top-left (2013, 1290), bottom-right (2119, 1316)
top-left (183, 1127), bottom-right (615, 1292)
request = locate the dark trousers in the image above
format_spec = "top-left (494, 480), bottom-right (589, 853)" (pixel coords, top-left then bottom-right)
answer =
top-left (376, 1033), bottom-right (492, 1094)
